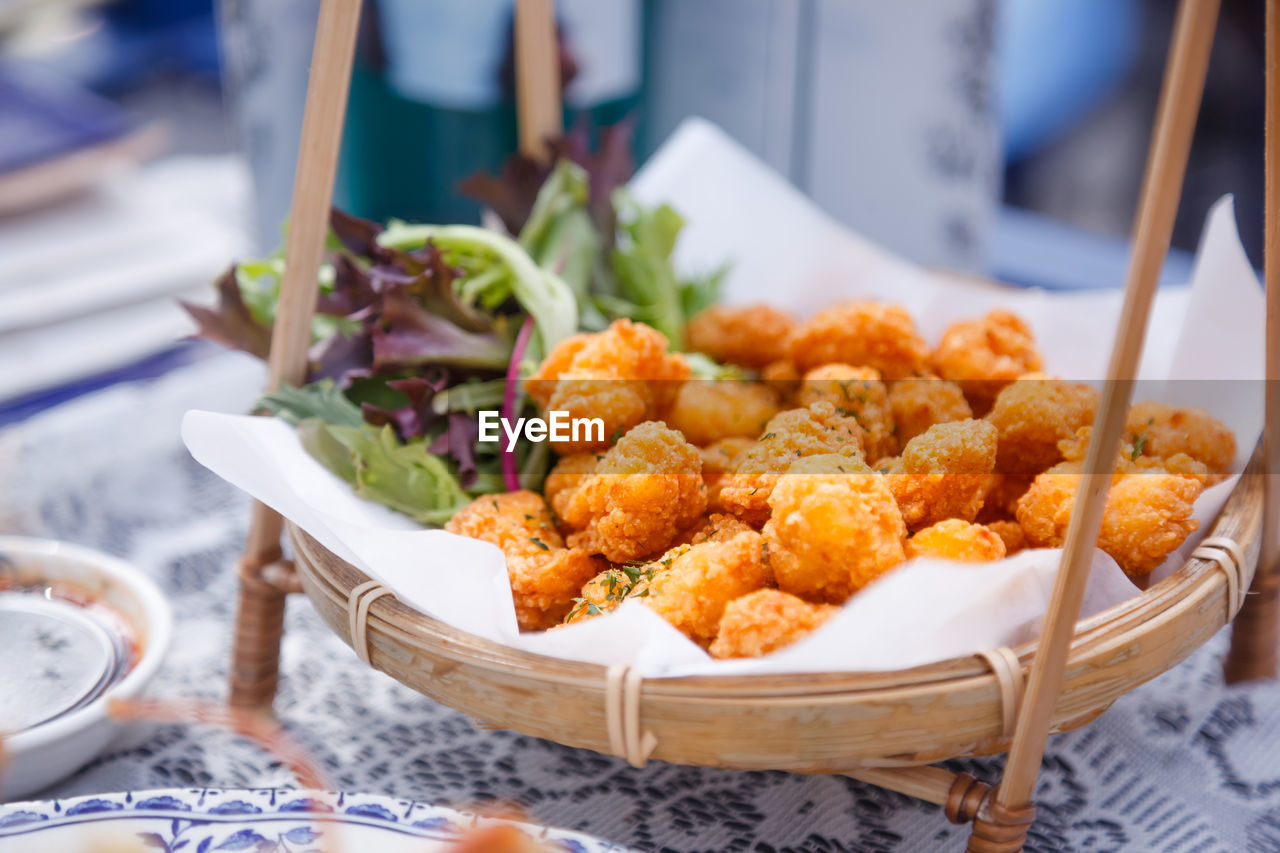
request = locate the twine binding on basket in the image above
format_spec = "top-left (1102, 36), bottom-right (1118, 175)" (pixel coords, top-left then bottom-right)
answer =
top-left (604, 665), bottom-right (658, 768)
top-left (346, 580), bottom-right (397, 666)
top-left (975, 647), bottom-right (1025, 739)
top-left (1194, 536), bottom-right (1247, 619)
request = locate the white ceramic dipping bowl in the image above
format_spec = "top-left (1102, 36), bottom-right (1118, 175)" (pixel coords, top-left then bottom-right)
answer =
top-left (0, 537), bottom-right (172, 800)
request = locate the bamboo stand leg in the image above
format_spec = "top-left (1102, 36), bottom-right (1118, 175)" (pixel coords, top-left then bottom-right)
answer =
top-left (1225, 0), bottom-right (1280, 684)
top-left (968, 1), bottom-right (1221, 849)
top-left (229, 0), bottom-right (362, 711)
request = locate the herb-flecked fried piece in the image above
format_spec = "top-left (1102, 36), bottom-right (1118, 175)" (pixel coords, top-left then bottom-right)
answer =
top-left (709, 589), bottom-right (838, 659)
top-left (446, 491), bottom-right (605, 630)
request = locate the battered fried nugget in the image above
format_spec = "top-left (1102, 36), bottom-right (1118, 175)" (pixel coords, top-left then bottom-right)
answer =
top-left (563, 421), bottom-right (707, 562)
top-left (764, 454), bottom-right (907, 602)
top-left (761, 359), bottom-right (802, 400)
top-left (985, 519), bottom-right (1028, 555)
top-left (642, 531), bottom-right (769, 645)
top-left (931, 310), bottom-right (1043, 413)
top-left (563, 567), bottom-right (633, 624)
top-left (525, 319), bottom-right (691, 453)
top-left (662, 380), bottom-right (780, 447)
top-left (685, 304), bottom-right (797, 369)
top-left (699, 437), bottom-right (756, 512)
top-left (887, 377), bottom-right (974, 445)
top-left (719, 401), bottom-right (866, 525)
top-left (904, 519), bottom-right (1007, 563)
top-left (446, 491), bottom-right (605, 629)
top-left (975, 473), bottom-right (1034, 523)
top-left (543, 451), bottom-right (602, 522)
top-left (686, 512), bottom-right (756, 545)
top-left (985, 377), bottom-right (1098, 475)
top-left (709, 589), bottom-right (839, 659)
top-left (1016, 458), bottom-right (1205, 576)
top-left (796, 364), bottom-right (896, 460)
top-left (787, 301), bottom-right (931, 380)
top-left (885, 419), bottom-right (998, 530)
top-left (1125, 401), bottom-right (1237, 475)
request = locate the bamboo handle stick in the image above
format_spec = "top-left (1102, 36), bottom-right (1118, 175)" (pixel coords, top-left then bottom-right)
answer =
top-left (515, 0), bottom-right (562, 159)
top-left (232, 0), bottom-right (363, 710)
top-left (996, 0), bottom-right (1221, 811)
top-left (241, 0), bottom-right (361, 566)
top-left (1226, 0), bottom-right (1280, 683)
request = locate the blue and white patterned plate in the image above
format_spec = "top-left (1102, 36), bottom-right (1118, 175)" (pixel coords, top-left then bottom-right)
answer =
top-left (0, 787), bottom-right (626, 852)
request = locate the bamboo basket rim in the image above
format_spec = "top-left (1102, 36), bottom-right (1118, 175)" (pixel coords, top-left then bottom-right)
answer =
top-left (287, 448), bottom-right (1263, 702)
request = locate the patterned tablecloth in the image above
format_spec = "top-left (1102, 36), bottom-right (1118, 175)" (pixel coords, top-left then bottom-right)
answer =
top-left (2, 352), bottom-right (1278, 853)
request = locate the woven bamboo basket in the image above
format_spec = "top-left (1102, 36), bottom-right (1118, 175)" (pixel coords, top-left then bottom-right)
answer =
top-left (288, 457), bottom-right (1261, 773)
top-left (224, 0), bottom-right (1278, 848)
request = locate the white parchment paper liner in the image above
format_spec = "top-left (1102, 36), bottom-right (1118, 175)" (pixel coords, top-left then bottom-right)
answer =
top-left (183, 119), bottom-right (1265, 678)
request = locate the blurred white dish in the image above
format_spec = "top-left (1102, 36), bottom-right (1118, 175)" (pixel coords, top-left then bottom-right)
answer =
top-left (0, 537), bottom-right (172, 801)
top-left (0, 788), bottom-right (625, 851)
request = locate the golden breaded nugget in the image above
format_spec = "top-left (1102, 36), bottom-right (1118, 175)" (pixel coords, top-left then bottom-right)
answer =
top-left (719, 402), bottom-right (865, 525)
top-left (564, 422), bottom-right (707, 562)
top-left (642, 531), bottom-right (769, 645)
top-left (686, 304), bottom-right (797, 369)
top-left (1125, 401), bottom-right (1236, 475)
top-left (885, 419), bottom-right (998, 530)
top-left (985, 519), bottom-right (1028, 555)
top-left (796, 364), bottom-right (896, 460)
top-left (699, 437), bottom-right (756, 513)
top-left (761, 359), bottom-right (802, 400)
top-left (543, 451), bottom-right (602, 523)
top-left (931, 310), bottom-right (1043, 412)
top-left (904, 519), bottom-right (1007, 563)
top-left (787, 302), bottom-right (930, 380)
top-left (887, 377), bottom-right (973, 445)
top-left (525, 319), bottom-right (691, 453)
top-left (764, 454), bottom-right (906, 602)
top-left (446, 491), bottom-right (605, 629)
top-left (985, 378), bottom-right (1098, 475)
top-left (709, 589), bottom-right (838, 659)
top-left (1016, 458), bottom-right (1204, 577)
top-left (662, 380), bottom-right (780, 447)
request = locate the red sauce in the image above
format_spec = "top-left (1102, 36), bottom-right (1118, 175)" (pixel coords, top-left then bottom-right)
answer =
top-left (0, 576), bottom-right (142, 671)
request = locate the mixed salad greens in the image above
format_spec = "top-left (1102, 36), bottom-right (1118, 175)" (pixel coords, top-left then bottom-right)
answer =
top-left (185, 127), bottom-right (724, 525)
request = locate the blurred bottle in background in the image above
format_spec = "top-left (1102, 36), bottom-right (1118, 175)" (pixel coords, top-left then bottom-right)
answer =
top-left (219, 0), bottom-right (641, 249)
top-left (220, 0), bottom-right (1000, 272)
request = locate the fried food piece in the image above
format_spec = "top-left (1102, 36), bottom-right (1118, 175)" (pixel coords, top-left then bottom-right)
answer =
top-left (719, 402), bottom-right (866, 524)
top-left (796, 364), bottom-right (896, 460)
top-left (543, 451), bottom-right (602, 522)
top-left (787, 301), bottom-right (931, 380)
top-left (931, 310), bottom-right (1043, 413)
top-left (709, 589), bottom-right (839, 659)
top-left (446, 491), bottom-right (605, 629)
top-left (764, 454), bottom-right (907, 602)
top-left (685, 304), bottom-right (797, 369)
top-left (1125, 401), bottom-right (1237, 475)
top-left (1016, 458), bottom-right (1205, 577)
top-left (985, 520), bottom-right (1027, 555)
top-left (686, 512), bottom-right (756, 545)
top-left (662, 380), bottom-right (780, 446)
top-left (904, 519), bottom-right (1007, 563)
top-left (885, 419), bottom-right (998, 530)
top-left (563, 421), bottom-right (707, 562)
top-left (563, 567), bottom-right (634, 624)
top-left (642, 531), bottom-right (769, 645)
top-left (761, 359), bottom-right (802, 400)
top-left (699, 437), bottom-right (756, 512)
top-left (985, 378), bottom-right (1099, 475)
top-left (525, 319), bottom-right (691, 453)
top-left (887, 377), bottom-right (974, 445)
top-left (975, 473), bottom-right (1034, 523)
